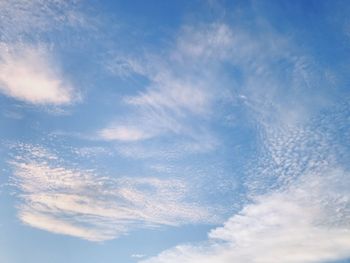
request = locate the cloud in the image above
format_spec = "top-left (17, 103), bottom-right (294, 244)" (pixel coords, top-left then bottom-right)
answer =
top-left (0, 0), bottom-right (89, 107)
top-left (139, 95), bottom-right (350, 262)
top-left (246, 124), bottom-right (334, 196)
top-left (73, 146), bottom-right (112, 158)
top-left (0, 0), bottom-right (86, 41)
top-left (174, 23), bottom-right (234, 60)
top-left (125, 74), bottom-right (211, 116)
top-left (170, 21), bottom-right (337, 128)
top-left (97, 23), bottom-right (236, 155)
top-left (99, 126), bottom-right (151, 142)
top-left (141, 170), bottom-right (350, 263)
top-left (9, 144), bottom-right (216, 241)
top-left (115, 134), bottom-right (218, 160)
top-left (100, 18), bottom-right (335, 154)
top-left (98, 69), bottom-right (214, 144)
top-left (0, 43), bottom-right (76, 105)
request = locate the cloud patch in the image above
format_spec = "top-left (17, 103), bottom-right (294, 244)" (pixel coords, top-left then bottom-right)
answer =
top-left (97, 23), bottom-right (235, 154)
top-left (10, 144), bottom-right (216, 241)
top-left (141, 170), bottom-right (350, 263)
top-left (0, 0), bottom-right (86, 41)
top-left (139, 98), bottom-right (350, 263)
top-left (0, 43), bottom-right (76, 105)
top-left (99, 126), bottom-right (151, 142)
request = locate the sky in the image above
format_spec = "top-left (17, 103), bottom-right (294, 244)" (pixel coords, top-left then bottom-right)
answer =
top-left (0, 0), bottom-right (350, 263)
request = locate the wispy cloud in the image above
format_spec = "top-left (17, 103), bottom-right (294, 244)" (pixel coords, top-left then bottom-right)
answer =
top-left (2, 2), bottom-right (348, 260)
top-left (139, 91), bottom-right (350, 263)
top-left (115, 134), bottom-right (218, 160)
top-left (97, 23), bottom-right (237, 162)
top-left (0, 43), bottom-right (77, 105)
top-left (132, 18), bottom-right (350, 259)
top-left (0, 0), bottom-right (86, 42)
top-left (9, 143), bottom-right (216, 241)
top-left (174, 23), bottom-right (234, 60)
top-left (99, 17), bottom-right (335, 155)
top-left (141, 169), bottom-right (350, 263)
top-left (99, 126), bottom-right (152, 142)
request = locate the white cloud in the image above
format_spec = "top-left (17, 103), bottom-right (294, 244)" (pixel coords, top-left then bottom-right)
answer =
top-left (18, 209), bottom-right (118, 242)
top-left (138, 82), bottom-right (350, 263)
top-left (170, 21), bottom-right (336, 128)
top-left (98, 70), bottom-right (214, 144)
top-left (139, 92), bottom-right (350, 263)
top-left (10, 144), bottom-right (216, 241)
top-left (99, 126), bottom-right (151, 142)
top-left (0, 0), bottom-right (87, 107)
top-left (101, 19), bottom-right (333, 151)
top-left (98, 23), bottom-right (235, 150)
top-left (0, 43), bottom-right (76, 105)
top-left (125, 75), bottom-right (211, 116)
top-left (141, 170), bottom-right (350, 263)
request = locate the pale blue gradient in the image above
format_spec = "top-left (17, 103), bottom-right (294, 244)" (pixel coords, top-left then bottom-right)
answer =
top-left (0, 1), bottom-right (350, 263)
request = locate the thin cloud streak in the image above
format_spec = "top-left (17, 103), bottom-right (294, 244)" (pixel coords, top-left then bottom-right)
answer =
top-left (99, 126), bottom-right (152, 142)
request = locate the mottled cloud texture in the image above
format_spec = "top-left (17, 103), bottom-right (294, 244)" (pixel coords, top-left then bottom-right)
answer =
top-left (10, 144), bottom-right (216, 241)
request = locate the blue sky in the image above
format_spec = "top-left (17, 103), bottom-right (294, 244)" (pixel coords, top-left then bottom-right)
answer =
top-left (0, 1), bottom-right (350, 263)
